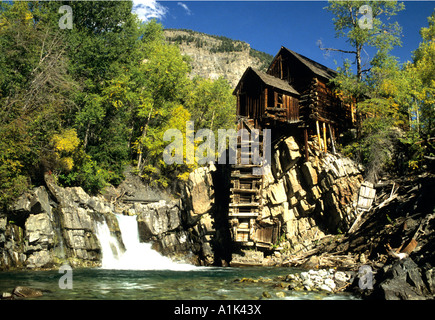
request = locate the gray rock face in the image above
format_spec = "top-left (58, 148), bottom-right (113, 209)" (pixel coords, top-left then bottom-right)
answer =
top-left (183, 164), bottom-right (215, 224)
top-left (380, 258), bottom-right (432, 300)
top-left (47, 182), bottom-right (120, 268)
top-left (0, 175), bottom-right (125, 269)
top-left (1, 164), bottom-right (220, 270)
top-left (137, 200), bottom-right (182, 240)
top-left (25, 213), bottom-right (53, 246)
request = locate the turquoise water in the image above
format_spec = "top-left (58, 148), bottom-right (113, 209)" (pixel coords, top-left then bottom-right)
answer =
top-left (0, 267), bottom-right (359, 300)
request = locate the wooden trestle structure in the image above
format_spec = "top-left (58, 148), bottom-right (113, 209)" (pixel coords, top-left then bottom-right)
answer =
top-left (229, 46), bottom-right (356, 250)
top-left (228, 118), bottom-right (279, 249)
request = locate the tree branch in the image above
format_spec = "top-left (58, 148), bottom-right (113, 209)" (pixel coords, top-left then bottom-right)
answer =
top-left (319, 47), bottom-right (357, 55)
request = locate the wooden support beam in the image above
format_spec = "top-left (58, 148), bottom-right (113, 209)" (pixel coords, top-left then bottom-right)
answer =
top-left (274, 91), bottom-right (278, 108)
top-left (328, 123), bottom-right (336, 154)
top-left (229, 202), bottom-right (260, 207)
top-left (323, 122), bottom-right (327, 153)
top-left (304, 128), bottom-right (309, 162)
top-left (231, 164), bottom-right (262, 169)
top-left (231, 173), bottom-right (263, 179)
top-left (230, 188), bottom-right (260, 194)
top-left (228, 212), bottom-right (259, 217)
top-left (316, 120), bottom-right (322, 151)
top-left (264, 87), bottom-right (268, 110)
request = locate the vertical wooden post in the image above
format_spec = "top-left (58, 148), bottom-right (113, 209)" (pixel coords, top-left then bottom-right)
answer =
top-left (264, 87), bottom-right (268, 111)
top-left (237, 94), bottom-right (240, 116)
top-left (328, 123), bottom-right (336, 154)
top-left (304, 128), bottom-right (309, 162)
top-left (316, 120), bottom-right (322, 151)
top-left (323, 122), bottom-right (327, 153)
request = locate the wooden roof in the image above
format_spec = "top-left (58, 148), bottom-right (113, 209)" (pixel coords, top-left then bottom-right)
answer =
top-left (270, 46), bottom-right (338, 81)
top-left (233, 67), bottom-right (299, 96)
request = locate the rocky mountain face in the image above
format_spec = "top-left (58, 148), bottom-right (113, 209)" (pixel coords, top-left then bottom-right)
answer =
top-left (164, 29), bottom-right (273, 88)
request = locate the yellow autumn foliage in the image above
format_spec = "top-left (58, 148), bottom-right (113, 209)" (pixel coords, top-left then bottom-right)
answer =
top-left (50, 129), bottom-right (81, 172)
top-left (60, 157), bottom-right (75, 171)
top-left (51, 129), bottom-right (80, 153)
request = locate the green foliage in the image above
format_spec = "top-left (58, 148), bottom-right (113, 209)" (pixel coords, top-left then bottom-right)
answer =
top-left (0, 2), bottom-right (242, 204)
top-left (249, 48), bottom-right (274, 71)
top-left (58, 155), bottom-right (111, 195)
top-left (331, 5), bottom-right (435, 176)
top-left (187, 76), bottom-right (236, 134)
top-left (0, 122), bottom-right (31, 208)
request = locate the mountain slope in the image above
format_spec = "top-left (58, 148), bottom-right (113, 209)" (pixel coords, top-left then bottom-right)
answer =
top-left (164, 29), bottom-right (273, 88)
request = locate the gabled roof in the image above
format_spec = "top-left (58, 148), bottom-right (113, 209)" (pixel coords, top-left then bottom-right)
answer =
top-left (233, 67), bottom-right (299, 96)
top-left (270, 46), bottom-right (338, 80)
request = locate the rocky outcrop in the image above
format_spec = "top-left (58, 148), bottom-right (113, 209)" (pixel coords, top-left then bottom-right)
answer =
top-left (0, 163), bottom-right (222, 270)
top-left (0, 177), bottom-right (125, 270)
top-left (45, 179), bottom-right (122, 268)
top-left (259, 136), bottom-right (363, 256)
top-left (183, 164), bottom-right (215, 224)
top-left (135, 200), bottom-right (198, 263)
top-left (0, 186), bottom-right (58, 270)
top-left (373, 257), bottom-right (435, 300)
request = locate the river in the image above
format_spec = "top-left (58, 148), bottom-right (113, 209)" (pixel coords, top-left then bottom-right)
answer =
top-left (0, 214), bottom-right (359, 300)
top-left (0, 267), bottom-right (359, 300)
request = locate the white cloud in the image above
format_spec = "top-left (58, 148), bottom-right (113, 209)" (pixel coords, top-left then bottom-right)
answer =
top-left (133, 0), bottom-right (168, 22)
top-left (177, 2), bottom-right (192, 15)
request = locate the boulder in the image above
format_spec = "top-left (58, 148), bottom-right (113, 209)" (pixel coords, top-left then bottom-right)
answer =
top-left (231, 250), bottom-right (264, 266)
top-left (285, 218), bottom-right (298, 239)
top-left (60, 207), bottom-right (94, 231)
top-left (380, 258), bottom-right (430, 300)
top-left (12, 286), bottom-right (43, 298)
top-left (184, 165), bottom-right (215, 223)
top-left (25, 212), bottom-right (54, 248)
top-left (26, 250), bottom-right (53, 269)
top-left (29, 186), bottom-right (52, 215)
top-left (63, 229), bottom-right (100, 252)
top-left (271, 148), bottom-right (283, 178)
top-left (282, 205), bottom-right (295, 222)
top-left (301, 162), bottom-right (318, 186)
top-left (284, 168), bottom-right (302, 197)
top-left (279, 136), bottom-right (300, 172)
top-left (136, 200), bottom-right (182, 241)
top-left (11, 192), bottom-right (32, 214)
top-left (299, 199), bottom-right (316, 215)
top-left (267, 179), bottom-right (287, 205)
top-left (261, 163), bottom-right (275, 188)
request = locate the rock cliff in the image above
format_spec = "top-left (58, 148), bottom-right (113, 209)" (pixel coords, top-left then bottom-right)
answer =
top-left (260, 136), bottom-right (364, 255)
top-left (0, 134), bottom-right (364, 270)
top-left (0, 166), bottom-right (219, 270)
top-left (164, 29), bottom-right (273, 88)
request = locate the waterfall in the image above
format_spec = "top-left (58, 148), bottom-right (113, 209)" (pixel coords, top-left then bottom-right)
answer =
top-left (95, 214), bottom-right (197, 271)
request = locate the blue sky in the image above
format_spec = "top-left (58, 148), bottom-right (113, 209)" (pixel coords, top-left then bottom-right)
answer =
top-left (133, 1), bottom-right (435, 72)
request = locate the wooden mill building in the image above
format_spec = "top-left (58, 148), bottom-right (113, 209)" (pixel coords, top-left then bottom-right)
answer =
top-left (234, 46), bottom-right (355, 139)
top-left (228, 46), bottom-right (355, 250)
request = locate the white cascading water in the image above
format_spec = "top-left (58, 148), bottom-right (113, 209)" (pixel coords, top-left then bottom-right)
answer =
top-left (95, 214), bottom-right (197, 271)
